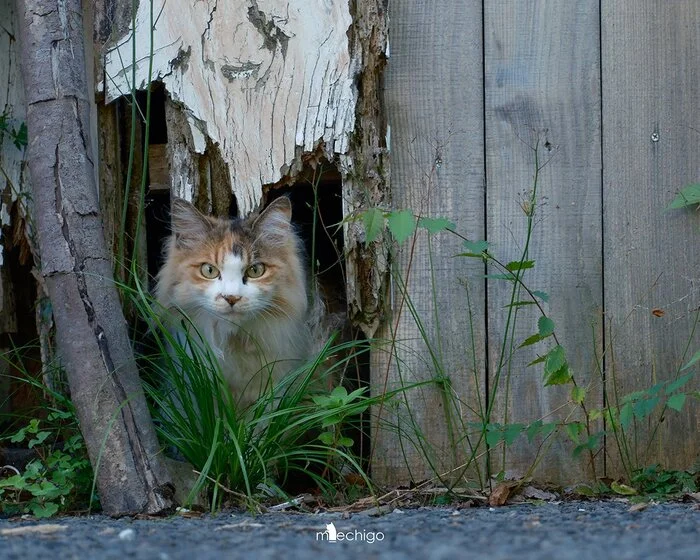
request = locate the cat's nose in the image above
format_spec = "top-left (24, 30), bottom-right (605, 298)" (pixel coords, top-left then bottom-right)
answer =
top-left (221, 294), bottom-right (242, 306)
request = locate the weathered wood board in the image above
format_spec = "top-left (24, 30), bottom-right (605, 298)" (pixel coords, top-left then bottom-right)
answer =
top-left (602, 1), bottom-right (700, 474)
top-left (484, 2), bottom-right (603, 481)
top-left (0, 0), bottom-right (26, 267)
top-left (75, 0), bottom-right (700, 485)
top-left (374, 0), bottom-right (487, 484)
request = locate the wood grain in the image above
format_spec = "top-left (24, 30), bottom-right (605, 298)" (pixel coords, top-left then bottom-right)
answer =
top-left (602, 1), bottom-right (700, 473)
top-left (102, 0), bottom-right (359, 213)
top-left (484, 1), bottom-right (603, 481)
top-left (374, 1), bottom-right (487, 484)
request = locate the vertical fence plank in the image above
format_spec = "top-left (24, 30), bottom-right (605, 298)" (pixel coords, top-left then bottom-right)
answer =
top-left (373, 1), bottom-right (487, 484)
top-left (602, 2), bottom-right (700, 474)
top-left (484, 2), bottom-right (603, 481)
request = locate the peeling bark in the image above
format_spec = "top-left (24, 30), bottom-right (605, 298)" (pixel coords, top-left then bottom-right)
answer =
top-left (342, 0), bottom-right (390, 337)
top-left (102, 0), bottom-right (358, 214)
top-left (18, 0), bottom-right (173, 516)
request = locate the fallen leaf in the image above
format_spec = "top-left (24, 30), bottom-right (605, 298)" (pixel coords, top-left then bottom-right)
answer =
top-left (489, 482), bottom-right (514, 506)
top-left (344, 473), bottom-right (366, 486)
top-left (175, 507), bottom-right (203, 518)
top-left (629, 502), bottom-right (649, 513)
top-left (652, 308), bottom-right (665, 317)
top-left (329, 495), bottom-right (381, 513)
top-left (611, 481), bottom-right (637, 496)
top-left (685, 492), bottom-right (700, 503)
top-left (0, 524), bottom-right (68, 536)
top-left (358, 505), bottom-right (393, 516)
top-left (266, 494), bottom-right (315, 512)
top-left (521, 486), bottom-right (558, 501)
top-left (215, 522), bottom-right (264, 531)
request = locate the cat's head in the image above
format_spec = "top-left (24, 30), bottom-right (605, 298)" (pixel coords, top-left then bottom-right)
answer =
top-left (156, 197), bottom-right (307, 326)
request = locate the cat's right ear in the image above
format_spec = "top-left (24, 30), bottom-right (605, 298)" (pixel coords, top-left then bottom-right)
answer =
top-left (170, 198), bottom-right (211, 247)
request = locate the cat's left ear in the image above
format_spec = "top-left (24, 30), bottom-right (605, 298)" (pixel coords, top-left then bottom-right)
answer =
top-left (170, 198), bottom-right (212, 247)
top-left (252, 196), bottom-right (292, 239)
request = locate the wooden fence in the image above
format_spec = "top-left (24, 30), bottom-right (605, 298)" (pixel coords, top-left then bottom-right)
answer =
top-left (372, 1), bottom-right (700, 484)
top-left (1, 0), bottom-right (698, 486)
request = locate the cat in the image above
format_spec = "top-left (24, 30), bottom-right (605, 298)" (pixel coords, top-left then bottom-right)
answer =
top-left (155, 196), bottom-right (311, 410)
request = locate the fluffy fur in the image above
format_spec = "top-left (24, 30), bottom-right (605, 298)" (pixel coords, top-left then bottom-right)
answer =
top-left (155, 197), bottom-right (310, 409)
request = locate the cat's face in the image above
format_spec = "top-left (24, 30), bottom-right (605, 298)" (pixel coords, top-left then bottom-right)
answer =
top-left (158, 197), bottom-right (307, 326)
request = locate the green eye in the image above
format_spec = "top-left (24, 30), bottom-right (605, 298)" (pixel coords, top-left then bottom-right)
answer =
top-left (246, 263), bottom-right (266, 279)
top-left (200, 263), bottom-right (220, 279)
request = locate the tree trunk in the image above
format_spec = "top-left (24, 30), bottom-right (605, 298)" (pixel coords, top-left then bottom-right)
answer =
top-left (18, 0), bottom-right (173, 515)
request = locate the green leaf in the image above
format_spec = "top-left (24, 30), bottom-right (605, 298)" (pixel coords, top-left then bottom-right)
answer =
top-left (0, 475), bottom-right (26, 490)
top-left (12, 122), bottom-right (28, 150)
top-left (565, 422), bottom-right (584, 443)
top-left (418, 216), bottom-right (455, 234)
top-left (573, 434), bottom-right (602, 458)
top-left (667, 393), bottom-right (686, 412)
top-left (311, 395), bottom-right (331, 407)
top-left (532, 290), bottom-right (549, 302)
top-left (10, 428), bottom-right (27, 443)
top-left (28, 431), bottom-right (51, 449)
top-left (520, 333), bottom-right (543, 348)
top-left (505, 260), bottom-right (535, 272)
top-left (611, 481), bottom-right (637, 495)
top-left (321, 415), bottom-right (343, 428)
top-left (463, 239), bottom-right (489, 254)
top-left (539, 422), bottom-right (557, 440)
top-left (338, 436), bottom-right (354, 447)
top-left (667, 184), bottom-right (700, 209)
top-left (486, 424), bottom-right (503, 447)
top-left (538, 316), bottom-right (556, 337)
top-left (619, 403), bottom-right (633, 429)
top-left (588, 408), bottom-right (603, 421)
top-left (545, 345), bottom-right (566, 373)
top-left (30, 502), bottom-right (59, 518)
top-left (527, 355), bottom-right (547, 367)
top-left (573, 484), bottom-right (596, 497)
top-left (526, 420), bottom-right (543, 443)
top-left (543, 346), bottom-right (572, 386)
top-left (681, 348), bottom-right (700, 371)
top-left (666, 371), bottom-right (695, 394)
top-left (544, 364), bottom-right (572, 386)
top-left (633, 396), bottom-right (660, 419)
top-left (47, 410), bottom-right (73, 422)
top-left (503, 424), bottom-right (525, 446)
top-left (330, 386), bottom-right (349, 400)
top-left (387, 210), bottom-right (417, 244)
top-left (317, 432), bottom-right (335, 445)
top-left (571, 386), bottom-right (586, 405)
top-left (621, 389), bottom-right (647, 404)
top-left (362, 208), bottom-right (385, 244)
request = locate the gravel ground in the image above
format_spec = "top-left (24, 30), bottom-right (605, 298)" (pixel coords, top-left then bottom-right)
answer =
top-left (0, 501), bottom-right (698, 560)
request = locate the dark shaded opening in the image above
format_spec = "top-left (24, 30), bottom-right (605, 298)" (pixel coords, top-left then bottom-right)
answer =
top-left (0, 202), bottom-right (41, 435)
top-left (265, 162), bottom-right (371, 470)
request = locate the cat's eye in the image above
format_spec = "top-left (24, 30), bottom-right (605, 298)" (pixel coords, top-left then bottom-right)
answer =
top-left (245, 263), bottom-right (266, 279)
top-left (200, 263), bottom-right (220, 279)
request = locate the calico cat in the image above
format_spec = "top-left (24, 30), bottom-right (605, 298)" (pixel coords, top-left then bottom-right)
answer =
top-left (155, 196), bottom-right (311, 410)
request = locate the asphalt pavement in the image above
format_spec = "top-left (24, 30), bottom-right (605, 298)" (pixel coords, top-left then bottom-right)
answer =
top-left (0, 501), bottom-right (698, 559)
